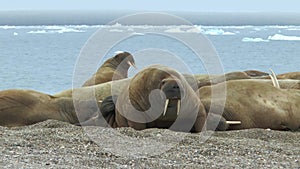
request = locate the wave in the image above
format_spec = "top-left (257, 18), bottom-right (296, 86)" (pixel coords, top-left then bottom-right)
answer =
top-left (242, 37), bottom-right (269, 42)
top-left (268, 34), bottom-right (300, 41)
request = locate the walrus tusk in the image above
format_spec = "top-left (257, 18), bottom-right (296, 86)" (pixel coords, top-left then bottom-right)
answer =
top-left (269, 69), bottom-right (280, 89)
top-left (226, 121), bottom-right (241, 125)
top-left (163, 99), bottom-right (170, 116)
top-left (177, 99), bottom-right (181, 115)
top-left (127, 61), bottom-right (137, 69)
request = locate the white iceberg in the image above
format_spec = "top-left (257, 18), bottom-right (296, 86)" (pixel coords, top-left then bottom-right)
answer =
top-left (27, 30), bottom-right (48, 34)
top-left (164, 27), bottom-right (185, 33)
top-left (268, 34), bottom-right (300, 41)
top-left (203, 29), bottom-right (235, 36)
top-left (242, 37), bottom-right (269, 42)
top-left (109, 29), bottom-right (124, 32)
top-left (131, 32), bottom-right (145, 36)
top-left (55, 28), bottom-right (85, 33)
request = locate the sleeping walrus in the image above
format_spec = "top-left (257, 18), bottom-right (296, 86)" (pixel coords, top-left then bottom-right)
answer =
top-left (193, 70), bottom-right (269, 88)
top-left (79, 65), bottom-right (208, 133)
top-left (199, 80), bottom-right (300, 131)
top-left (0, 89), bottom-right (99, 127)
top-left (82, 51), bottom-right (136, 87)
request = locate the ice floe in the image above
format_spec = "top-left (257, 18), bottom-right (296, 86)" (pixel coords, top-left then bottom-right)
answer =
top-left (109, 29), bottom-right (124, 32)
top-left (202, 29), bottom-right (235, 36)
top-left (268, 34), bottom-right (300, 41)
top-left (164, 27), bottom-right (185, 33)
top-left (242, 37), bottom-right (269, 42)
top-left (27, 28), bottom-right (85, 34)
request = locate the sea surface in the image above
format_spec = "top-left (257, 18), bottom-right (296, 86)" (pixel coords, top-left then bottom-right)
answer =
top-left (1, 24), bottom-right (300, 94)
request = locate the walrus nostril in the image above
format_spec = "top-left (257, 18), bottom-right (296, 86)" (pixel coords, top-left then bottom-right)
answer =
top-left (173, 84), bottom-right (180, 89)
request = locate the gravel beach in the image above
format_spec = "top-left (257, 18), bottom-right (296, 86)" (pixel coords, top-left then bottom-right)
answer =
top-left (0, 120), bottom-right (299, 168)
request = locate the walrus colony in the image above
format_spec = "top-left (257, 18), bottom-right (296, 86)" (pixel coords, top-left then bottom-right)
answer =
top-left (0, 57), bottom-right (299, 132)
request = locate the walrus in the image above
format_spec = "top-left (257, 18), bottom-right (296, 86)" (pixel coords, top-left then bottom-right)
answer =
top-left (199, 80), bottom-right (300, 131)
top-left (193, 70), bottom-right (269, 88)
top-left (277, 72), bottom-right (300, 80)
top-left (82, 51), bottom-right (136, 87)
top-left (0, 89), bottom-right (99, 127)
top-left (79, 65), bottom-right (207, 133)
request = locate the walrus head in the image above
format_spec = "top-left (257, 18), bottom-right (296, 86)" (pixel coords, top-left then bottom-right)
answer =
top-left (160, 77), bottom-right (182, 117)
top-left (114, 65), bottom-right (204, 132)
top-left (128, 65), bottom-right (184, 112)
top-left (111, 51), bottom-right (136, 70)
top-left (117, 65), bottom-right (199, 124)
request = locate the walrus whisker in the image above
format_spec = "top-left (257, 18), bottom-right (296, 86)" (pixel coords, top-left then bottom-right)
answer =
top-left (226, 121), bottom-right (241, 125)
top-left (177, 99), bottom-right (180, 116)
top-left (269, 68), bottom-right (280, 89)
top-left (127, 61), bottom-right (137, 69)
top-left (163, 99), bottom-right (169, 116)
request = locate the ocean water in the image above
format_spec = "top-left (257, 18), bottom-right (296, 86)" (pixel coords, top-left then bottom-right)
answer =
top-left (1, 24), bottom-right (300, 94)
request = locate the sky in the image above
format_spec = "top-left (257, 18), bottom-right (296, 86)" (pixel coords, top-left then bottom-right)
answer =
top-left (1, 0), bottom-right (300, 12)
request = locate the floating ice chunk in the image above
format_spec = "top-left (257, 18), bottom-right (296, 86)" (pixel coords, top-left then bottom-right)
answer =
top-left (27, 28), bottom-right (84, 34)
top-left (44, 26), bottom-right (65, 30)
top-left (27, 30), bottom-right (48, 34)
top-left (164, 27), bottom-right (185, 33)
top-left (127, 28), bottom-right (134, 31)
top-left (109, 29), bottom-right (124, 32)
top-left (131, 32), bottom-right (145, 36)
top-left (112, 22), bottom-right (122, 27)
top-left (242, 37), bottom-right (269, 42)
top-left (287, 28), bottom-right (300, 31)
top-left (203, 29), bottom-right (235, 36)
top-left (13, 32), bottom-right (18, 36)
top-left (186, 27), bottom-right (202, 33)
top-left (0, 25), bottom-right (16, 29)
top-left (268, 34), bottom-right (300, 41)
top-left (55, 28), bottom-right (85, 33)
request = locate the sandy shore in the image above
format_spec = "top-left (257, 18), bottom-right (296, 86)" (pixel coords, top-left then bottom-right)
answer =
top-left (0, 120), bottom-right (299, 168)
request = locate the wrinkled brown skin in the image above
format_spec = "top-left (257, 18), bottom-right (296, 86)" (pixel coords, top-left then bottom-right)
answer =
top-left (234, 79), bottom-right (300, 90)
top-left (244, 70), bottom-right (269, 77)
top-left (82, 65), bottom-right (207, 133)
top-left (0, 89), bottom-right (98, 127)
top-left (199, 80), bottom-right (300, 131)
top-left (82, 52), bottom-right (135, 87)
top-left (277, 72), bottom-right (300, 80)
top-left (193, 70), bottom-right (269, 88)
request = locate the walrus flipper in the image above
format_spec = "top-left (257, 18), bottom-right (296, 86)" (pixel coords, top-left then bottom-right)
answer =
top-left (206, 113), bottom-right (229, 131)
top-left (100, 95), bottom-right (118, 118)
top-left (75, 95), bottom-right (118, 126)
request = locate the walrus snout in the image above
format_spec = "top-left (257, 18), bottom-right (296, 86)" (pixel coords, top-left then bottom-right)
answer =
top-left (161, 79), bottom-right (182, 99)
top-left (160, 79), bottom-right (183, 117)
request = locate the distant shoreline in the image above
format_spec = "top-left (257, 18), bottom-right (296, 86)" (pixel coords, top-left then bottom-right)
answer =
top-left (1, 10), bottom-right (300, 26)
